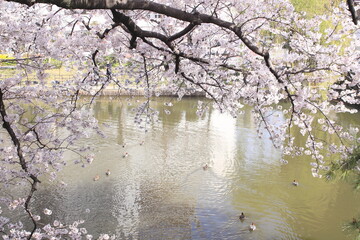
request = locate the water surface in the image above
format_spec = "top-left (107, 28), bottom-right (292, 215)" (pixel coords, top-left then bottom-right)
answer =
top-left (24, 97), bottom-right (360, 239)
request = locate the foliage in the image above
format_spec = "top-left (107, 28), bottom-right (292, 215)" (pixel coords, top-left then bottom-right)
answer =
top-left (327, 143), bottom-right (360, 239)
top-left (343, 216), bottom-right (360, 239)
top-left (0, 54), bottom-right (15, 66)
top-left (0, 0), bottom-right (359, 239)
top-left (291, 0), bottom-right (341, 16)
top-left (327, 145), bottom-right (360, 190)
top-left (43, 58), bottom-right (63, 69)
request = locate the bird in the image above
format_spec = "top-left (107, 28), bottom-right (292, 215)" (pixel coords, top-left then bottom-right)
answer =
top-left (140, 141), bottom-right (144, 146)
top-left (106, 169), bottom-right (110, 176)
top-left (203, 163), bottom-right (209, 170)
top-left (123, 152), bottom-right (129, 158)
top-left (93, 175), bottom-right (100, 181)
top-left (122, 143), bottom-right (126, 148)
top-left (292, 180), bottom-right (299, 186)
top-left (239, 212), bottom-right (245, 220)
top-left (249, 222), bottom-right (256, 231)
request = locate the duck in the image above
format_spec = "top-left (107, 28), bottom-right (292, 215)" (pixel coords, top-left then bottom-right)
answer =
top-left (239, 212), bottom-right (245, 220)
top-left (93, 175), bottom-right (100, 181)
top-left (292, 180), bottom-right (299, 186)
top-left (106, 169), bottom-right (110, 176)
top-left (203, 163), bottom-right (209, 170)
top-left (123, 152), bottom-right (129, 158)
top-left (249, 222), bottom-right (256, 231)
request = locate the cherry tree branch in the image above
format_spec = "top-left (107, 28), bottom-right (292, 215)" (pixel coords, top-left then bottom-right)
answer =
top-left (110, 9), bottom-right (247, 76)
top-left (305, 99), bottom-right (347, 148)
top-left (180, 72), bottom-right (222, 110)
top-left (0, 89), bottom-right (40, 240)
top-left (347, 0), bottom-right (358, 25)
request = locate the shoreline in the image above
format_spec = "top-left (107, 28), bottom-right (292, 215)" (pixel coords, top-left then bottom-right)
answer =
top-left (80, 88), bottom-right (206, 97)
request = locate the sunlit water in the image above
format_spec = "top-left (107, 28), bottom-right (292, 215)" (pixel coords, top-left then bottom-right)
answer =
top-left (5, 97), bottom-right (360, 239)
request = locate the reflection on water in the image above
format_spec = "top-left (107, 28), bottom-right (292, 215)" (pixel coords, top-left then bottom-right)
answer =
top-left (11, 97), bottom-right (360, 239)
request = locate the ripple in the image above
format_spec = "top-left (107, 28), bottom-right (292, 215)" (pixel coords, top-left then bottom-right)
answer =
top-left (3, 98), bottom-right (359, 240)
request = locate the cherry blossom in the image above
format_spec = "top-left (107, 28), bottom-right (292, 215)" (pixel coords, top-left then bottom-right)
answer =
top-left (0, 0), bottom-right (359, 238)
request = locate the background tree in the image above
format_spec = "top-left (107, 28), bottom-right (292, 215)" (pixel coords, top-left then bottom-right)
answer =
top-left (0, 0), bottom-right (359, 239)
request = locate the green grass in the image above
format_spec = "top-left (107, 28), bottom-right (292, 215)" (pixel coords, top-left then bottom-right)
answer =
top-left (0, 54), bottom-right (16, 66)
top-left (291, 0), bottom-right (341, 16)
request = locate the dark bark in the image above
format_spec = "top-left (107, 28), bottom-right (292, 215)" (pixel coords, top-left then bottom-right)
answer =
top-left (5, 0), bottom-right (263, 61)
top-left (0, 89), bottom-right (40, 239)
top-left (347, 0), bottom-right (358, 25)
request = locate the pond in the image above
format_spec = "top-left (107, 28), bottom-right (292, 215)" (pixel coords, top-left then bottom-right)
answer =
top-left (12, 97), bottom-right (360, 239)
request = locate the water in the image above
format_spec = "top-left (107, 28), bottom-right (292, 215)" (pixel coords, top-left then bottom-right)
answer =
top-left (6, 97), bottom-right (360, 239)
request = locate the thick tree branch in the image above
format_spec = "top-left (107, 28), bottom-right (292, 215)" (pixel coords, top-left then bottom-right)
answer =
top-left (111, 9), bottom-right (169, 44)
top-left (7, 0), bottom-right (264, 82)
top-left (347, 0), bottom-right (358, 25)
top-left (91, 49), bottom-right (99, 67)
top-left (109, 9), bottom-right (248, 79)
top-left (168, 22), bottom-right (197, 42)
top-left (7, 0), bottom-right (262, 55)
top-left (0, 89), bottom-right (40, 239)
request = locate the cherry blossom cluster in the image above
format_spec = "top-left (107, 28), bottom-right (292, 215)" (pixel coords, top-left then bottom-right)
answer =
top-left (0, 0), bottom-right (359, 238)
